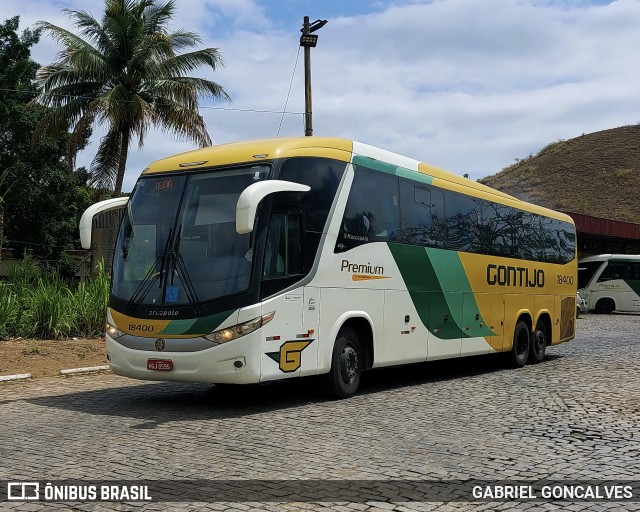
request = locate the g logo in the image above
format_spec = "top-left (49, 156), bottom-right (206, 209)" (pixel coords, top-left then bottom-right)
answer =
top-left (266, 340), bottom-right (314, 373)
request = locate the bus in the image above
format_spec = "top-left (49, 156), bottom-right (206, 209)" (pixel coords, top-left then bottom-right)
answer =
top-left (80, 137), bottom-right (577, 398)
top-left (578, 254), bottom-right (640, 314)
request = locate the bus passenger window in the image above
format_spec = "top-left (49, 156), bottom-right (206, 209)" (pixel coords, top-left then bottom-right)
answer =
top-left (336, 167), bottom-right (399, 252)
top-left (598, 262), bottom-right (625, 282)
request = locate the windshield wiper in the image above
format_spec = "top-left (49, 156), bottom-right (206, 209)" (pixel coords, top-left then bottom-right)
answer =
top-left (125, 227), bottom-right (174, 313)
top-left (168, 224), bottom-right (201, 314)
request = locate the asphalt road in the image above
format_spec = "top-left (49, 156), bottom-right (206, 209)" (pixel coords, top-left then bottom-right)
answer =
top-left (1, 313), bottom-right (639, 511)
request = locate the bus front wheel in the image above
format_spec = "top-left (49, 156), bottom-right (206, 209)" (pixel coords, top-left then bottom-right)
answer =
top-left (509, 321), bottom-right (531, 368)
top-left (324, 327), bottom-right (362, 399)
top-left (595, 298), bottom-right (615, 314)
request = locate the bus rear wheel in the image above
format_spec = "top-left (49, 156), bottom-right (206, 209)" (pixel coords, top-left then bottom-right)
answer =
top-left (509, 320), bottom-right (530, 368)
top-left (528, 319), bottom-right (547, 364)
top-left (595, 298), bottom-right (615, 314)
top-left (324, 327), bottom-right (362, 399)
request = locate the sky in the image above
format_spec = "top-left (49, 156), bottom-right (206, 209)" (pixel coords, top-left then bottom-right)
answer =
top-left (3, 0), bottom-right (640, 192)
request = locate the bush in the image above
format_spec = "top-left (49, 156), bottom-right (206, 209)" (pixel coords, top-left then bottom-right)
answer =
top-left (0, 282), bottom-right (18, 338)
top-left (68, 260), bottom-right (109, 337)
top-left (0, 257), bottom-right (109, 339)
top-left (22, 273), bottom-right (71, 339)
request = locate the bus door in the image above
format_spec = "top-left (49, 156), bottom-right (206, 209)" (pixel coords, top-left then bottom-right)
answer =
top-left (302, 286), bottom-right (320, 375)
top-left (259, 208), bottom-right (312, 381)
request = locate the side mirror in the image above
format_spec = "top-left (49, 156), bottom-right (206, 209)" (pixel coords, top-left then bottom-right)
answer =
top-left (236, 180), bottom-right (310, 234)
top-left (79, 196), bottom-right (129, 249)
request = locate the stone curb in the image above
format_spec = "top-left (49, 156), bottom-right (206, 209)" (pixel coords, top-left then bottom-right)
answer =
top-left (0, 373), bottom-right (32, 382)
top-left (60, 365), bottom-right (111, 376)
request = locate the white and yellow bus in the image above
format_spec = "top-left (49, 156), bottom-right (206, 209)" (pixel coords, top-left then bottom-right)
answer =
top-left (80, 137), bottom-right (577, 398)
top-left (578, 254), bottom-right (640, 313)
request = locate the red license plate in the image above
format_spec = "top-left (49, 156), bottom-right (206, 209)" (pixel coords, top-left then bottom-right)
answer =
top-left (147, 359), bottom-right (173, 371)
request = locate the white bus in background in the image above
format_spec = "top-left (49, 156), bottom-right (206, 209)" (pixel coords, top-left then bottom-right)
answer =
top-left (578, 254), bottom-right (640, 314)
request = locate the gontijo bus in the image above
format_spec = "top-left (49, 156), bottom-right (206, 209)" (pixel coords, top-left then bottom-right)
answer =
top-left (80, 137), bottom-right (577, 398)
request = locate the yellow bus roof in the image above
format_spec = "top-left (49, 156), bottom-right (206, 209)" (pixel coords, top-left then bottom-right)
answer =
top-left (142, 137), bottom-right (354, 174)
top-left (141, 136), bottom-right (573, 224)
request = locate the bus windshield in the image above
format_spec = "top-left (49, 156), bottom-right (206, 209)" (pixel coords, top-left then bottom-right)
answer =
top-left (112, 166), bottom-right (270, 308)
top-left (578, 261), bottom-right (604, 289)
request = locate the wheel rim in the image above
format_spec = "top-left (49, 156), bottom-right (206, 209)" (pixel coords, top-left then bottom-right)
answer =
top-left (515, 329), bottom-right (528, 361)
top-left (534, 330), bottom-right (546, 355)
top-left (339, 344), bottom-right (359, 386)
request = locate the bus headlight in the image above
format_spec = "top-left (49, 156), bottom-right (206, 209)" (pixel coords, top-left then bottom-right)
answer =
top-left (204, 311), bottom-right (275, 345)
top-left (106, 321), bottom-right (126, 339)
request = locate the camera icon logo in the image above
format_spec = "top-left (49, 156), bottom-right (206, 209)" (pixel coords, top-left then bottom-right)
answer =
top-left (7, 482), bottom-right (40, 500)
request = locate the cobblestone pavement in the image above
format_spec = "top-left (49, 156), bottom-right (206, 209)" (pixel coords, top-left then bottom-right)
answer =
top-left (1, 313), bottom-right (639, 511)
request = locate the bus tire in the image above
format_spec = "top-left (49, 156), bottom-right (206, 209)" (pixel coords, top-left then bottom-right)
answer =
top-left (528, 319), bottom-right (547, 364)
top-left (595, 298), bottom-right (614, 314)
top-left (509, 321), bottom-right (530, 368)
top-left (324, 327), bottom-right (362, 399)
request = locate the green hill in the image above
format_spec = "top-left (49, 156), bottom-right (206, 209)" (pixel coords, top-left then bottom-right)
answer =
top-left (479, 125), bottom-right (640, 223)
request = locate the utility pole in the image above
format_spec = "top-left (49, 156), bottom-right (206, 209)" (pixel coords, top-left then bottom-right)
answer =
top-left (299, 17), bottom-right (327, 137)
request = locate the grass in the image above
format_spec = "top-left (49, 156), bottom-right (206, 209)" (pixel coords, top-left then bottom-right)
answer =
top-left (0, 255), bottom-right (109, 340)
top-left (480, 124), bottom-right (640, 222)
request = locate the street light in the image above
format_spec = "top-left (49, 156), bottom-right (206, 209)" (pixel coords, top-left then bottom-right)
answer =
top-left (300, 16), bottom-right (327, 136)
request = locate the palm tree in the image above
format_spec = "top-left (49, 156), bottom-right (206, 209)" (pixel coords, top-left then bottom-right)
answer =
top-left (32, 0), bottom-right (229, 194)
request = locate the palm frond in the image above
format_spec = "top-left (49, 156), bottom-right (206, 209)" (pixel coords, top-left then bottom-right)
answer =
top-left (142, 0), bottom-right (175, 34)
top-left (34, 0), bottom-right (229, 194)
top-left (154, 100), bottom-right (211, 147)
top-left (158, 48), bottom-right (226, 76)
top-left (36, 21), bottom-right (102, 62)
top-left (90, 128), bottom-right (123, 190)
top-left (68, 108), bottom-right (97, 169)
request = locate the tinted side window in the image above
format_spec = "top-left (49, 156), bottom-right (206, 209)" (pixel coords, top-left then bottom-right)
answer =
top-left (445, 191), bottom-right (481, 252)
top-left (336, 167), bottom-right (400, 252)
top-left (598, 261), bottom-right (626, 281)
top-left (277, 157), bottom-right (346, 233)
top-left (277, 157), bottom-right (346, 270)
top-left (399, 180), bottom-right (446, 248)
top-left (557, 221), bottom-right (576, 264)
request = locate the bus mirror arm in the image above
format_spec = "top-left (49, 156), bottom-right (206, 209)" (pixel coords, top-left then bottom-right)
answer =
top-left (236, 180), bottom-right (310, 234)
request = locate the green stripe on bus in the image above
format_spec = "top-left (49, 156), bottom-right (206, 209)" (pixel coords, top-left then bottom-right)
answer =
top-left (427, 248), bottom-right (494, 338)
top-left (187, 310), bottom-right (235, 335)
top-left (352, 155), bottom-right (432, 184)
top-left (159, 310), bottom-right (234, 335)
top-left (158, 318), bottom-right (197, 335)
top-left (388, 244), bottom-right (492, 339)
top-left (394, 167), bottom-right (432, 185)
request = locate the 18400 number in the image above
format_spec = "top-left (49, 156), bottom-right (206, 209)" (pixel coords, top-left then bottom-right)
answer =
top-left (556, 275), bottom-right (574, 285)
top-left (129, 324), bottom-right (155, 333)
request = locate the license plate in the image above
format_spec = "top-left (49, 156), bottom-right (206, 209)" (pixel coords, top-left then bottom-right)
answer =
top-left (147, 359), bottom-right (173, 371)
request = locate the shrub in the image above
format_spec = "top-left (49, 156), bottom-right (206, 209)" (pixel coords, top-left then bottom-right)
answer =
top-left (68, 260), bottom-right (109, 336)
top-left (0, 282), bottom-right (18, 338)
top-left (22, 273), bottom-right (71, 339)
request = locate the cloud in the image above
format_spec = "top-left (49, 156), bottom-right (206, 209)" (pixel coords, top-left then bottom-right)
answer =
top-left (5, 0), bottom-right (640, 191)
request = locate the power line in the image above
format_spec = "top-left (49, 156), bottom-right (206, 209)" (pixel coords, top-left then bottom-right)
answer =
top-left (0, 87), bottom-right (304, 116)
top-left (277, 46), bottom-right (301, 137)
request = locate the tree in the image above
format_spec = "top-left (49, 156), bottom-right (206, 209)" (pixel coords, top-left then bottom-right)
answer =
top-left (0, 16), bottom-right (95, 265)
top-left (33, 0), bottom-right (229, 195)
